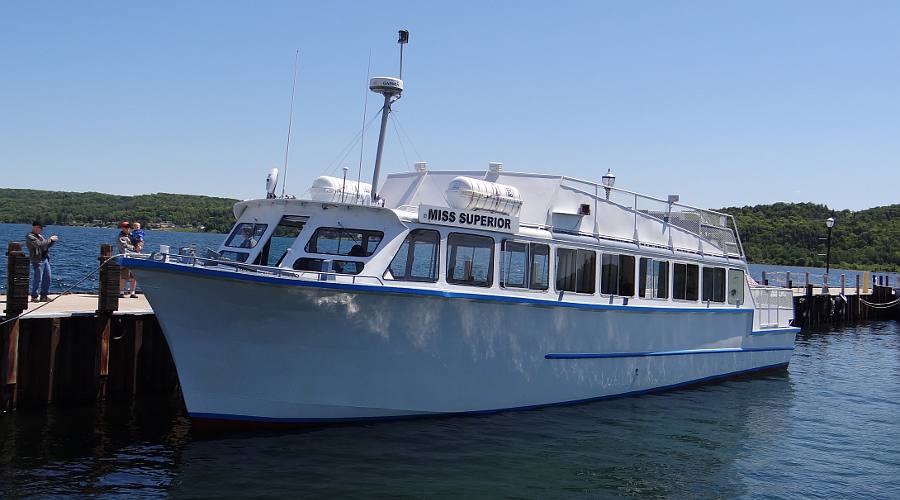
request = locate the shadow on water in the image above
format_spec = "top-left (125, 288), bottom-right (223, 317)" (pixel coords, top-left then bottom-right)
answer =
top-left (1, 371), bottom-right (798, 499)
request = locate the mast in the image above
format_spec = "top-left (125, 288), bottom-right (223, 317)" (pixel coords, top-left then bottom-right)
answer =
top-left (369, 30), bottom-right (408, 203)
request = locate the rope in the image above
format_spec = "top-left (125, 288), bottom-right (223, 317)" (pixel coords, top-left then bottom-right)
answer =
top-left (859, 296), bottom-right (900, 309)
top-left (0, 253), bottom-right (129, 327)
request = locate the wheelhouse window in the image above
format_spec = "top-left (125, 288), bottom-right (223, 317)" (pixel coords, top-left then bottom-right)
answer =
top-left (447, 233), bottom-right (494, 287)
top-left (702, 267), bottom-right (727, 303)
top-left (600, 253), bottom-right (635, 296)
top-left (639, 258), bottom-right (669, 299)
top-left (387, 229), bottom-right (440, 282)
top-left (673, 263), bottom-right (700, 301)
top-left (224, 223), bottom-right (268, 249)
top-left (500, 241), bottom-right (550, 291)
top-left (556, 248), bottom-right (596, 294)
top-left (727, 269), bottom-right (745, 305)
top-left (255, 215), bottom-right (309, 266)
top-left (305, 228), bottom-right (384, 257)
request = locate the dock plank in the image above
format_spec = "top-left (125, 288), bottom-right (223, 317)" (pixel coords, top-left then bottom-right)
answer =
top-left (0, 294), bottom-right (153, 320)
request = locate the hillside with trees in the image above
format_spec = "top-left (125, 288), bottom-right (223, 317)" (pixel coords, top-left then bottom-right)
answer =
top-left (721, 203), bottom-right (900, 271)
top-left (0, 189), bottom-right (238, 233)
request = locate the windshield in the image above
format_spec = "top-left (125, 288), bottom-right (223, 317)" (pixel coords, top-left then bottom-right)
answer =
top-left (224, 223), bottom-right (268, 249)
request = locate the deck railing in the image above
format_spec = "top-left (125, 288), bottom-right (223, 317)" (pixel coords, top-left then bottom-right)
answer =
top-left (750, 286), bottom-right (794, 328)
top-left (559, 177), bottom-right (745, 259)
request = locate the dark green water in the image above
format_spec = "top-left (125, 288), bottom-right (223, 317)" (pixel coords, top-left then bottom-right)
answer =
top-left (1, 322), bottom-right (898, 498)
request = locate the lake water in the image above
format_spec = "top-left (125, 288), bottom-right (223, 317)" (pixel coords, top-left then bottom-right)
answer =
top-left (1, 322), bottom-right (898, 498)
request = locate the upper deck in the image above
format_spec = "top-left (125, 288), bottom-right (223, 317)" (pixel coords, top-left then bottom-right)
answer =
top-left (378, 169), bottom-right (745, 261)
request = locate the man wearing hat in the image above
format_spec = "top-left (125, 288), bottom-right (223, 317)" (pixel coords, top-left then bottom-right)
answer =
top-left (26, 221), bottom-right (58, 302)
top-left (117, 221), bottom-right (138, 298)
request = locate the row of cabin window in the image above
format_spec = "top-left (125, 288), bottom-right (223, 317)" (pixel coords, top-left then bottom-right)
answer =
top-left (386, 229), bottom-right (745, 304)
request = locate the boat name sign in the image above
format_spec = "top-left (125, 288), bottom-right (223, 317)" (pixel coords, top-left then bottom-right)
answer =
top-left (418, 204), bottom-right (519, 234)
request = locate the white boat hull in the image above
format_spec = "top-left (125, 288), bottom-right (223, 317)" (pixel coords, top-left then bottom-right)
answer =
top-left (130, 260), bottom-right (796, 424)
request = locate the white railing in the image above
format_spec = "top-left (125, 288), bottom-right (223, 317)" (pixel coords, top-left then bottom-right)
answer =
top-left (559, 177), bottom-right (745, 259)
top-left (750, 286), bottom-right (794, 328)
top-left (145, 252), bottom-right (386, 286)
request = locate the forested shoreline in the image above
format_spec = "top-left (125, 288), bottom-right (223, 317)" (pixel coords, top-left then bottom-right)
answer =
top-left (1, 188), bottom-right (897, 270)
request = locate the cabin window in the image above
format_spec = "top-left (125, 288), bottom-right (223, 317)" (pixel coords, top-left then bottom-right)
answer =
top-left (673, 263), bottom-right (700, 301)
top-left (305, 227), bottom-right (384, 257)
top-left (500, 241), bottom-right (549, 290)
top-left (293, 258), bottom-right (364, 275)
top-left (219, 251), bottom-right (249, 262)
top-left (387, 229), bottom-right (440, 282)
top-left (600, 253), bottom-right (635, 296)
top-left (556, 248), bottom-right (596, 294)
top-left (529, 244), bottom-right (550, 291)
top-left (728, 269), bottom-right (745, 305)
top-left (702, 267), bottom-right (727, 303)
top-left (639, 258), bottom-right (669, 299)
top-left (224, 223), bottom-right (268, 249)
top-left (255, 215), bottom-right (309, 266)
top-left (447, 233), bottom-right (494, 287)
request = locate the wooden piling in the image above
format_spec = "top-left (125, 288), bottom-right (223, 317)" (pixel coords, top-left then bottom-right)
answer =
top-left (96, 244), bottom-right (119, 400)
top-left (3, 242), bottom-right (29, 410)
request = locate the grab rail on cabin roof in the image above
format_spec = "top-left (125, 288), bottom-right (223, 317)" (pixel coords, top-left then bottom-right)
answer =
top-left (557, 180), bottom-right (745, 260)
top-left (143, 252), bottom-right (386, 286)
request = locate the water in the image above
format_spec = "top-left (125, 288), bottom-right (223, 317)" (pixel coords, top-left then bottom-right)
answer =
top-left (1, 322), bottom-right (898, 498)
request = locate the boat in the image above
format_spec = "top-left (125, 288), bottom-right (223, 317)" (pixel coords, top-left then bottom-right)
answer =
top-left (122, 32), bottom-right (798, 425)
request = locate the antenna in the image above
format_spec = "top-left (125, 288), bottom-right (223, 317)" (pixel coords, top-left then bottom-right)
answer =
top-left (369, 30), bottom-right (408, 202)
top-left (398, 29), bottom-right (409, 79)
top-left (356, 50), bottom-right (373, 202)
top-left (281, 49), bottom-right (300, 198)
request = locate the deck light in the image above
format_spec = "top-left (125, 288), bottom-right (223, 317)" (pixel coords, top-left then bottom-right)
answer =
top-left (601, 169), bottom-right (616, 199)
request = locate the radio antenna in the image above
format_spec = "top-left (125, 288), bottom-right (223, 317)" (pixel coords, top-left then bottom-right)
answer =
top-left (355, 49), bottom-right (373, 201)
top-left (281, 49), bottom-right (300, 198)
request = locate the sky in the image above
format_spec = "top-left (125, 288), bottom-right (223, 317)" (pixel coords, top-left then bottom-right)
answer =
top-left (2, 1), bottom-right (899, 210)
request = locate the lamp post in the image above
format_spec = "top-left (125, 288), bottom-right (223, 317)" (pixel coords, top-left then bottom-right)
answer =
top-left (823, 215), bottom-right (835, 293)
top-left (601, 169), bottom-right (616, 200)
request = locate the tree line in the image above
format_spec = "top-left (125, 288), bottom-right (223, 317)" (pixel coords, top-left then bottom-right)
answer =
top-left (0, 188), bottom-right (238, 233)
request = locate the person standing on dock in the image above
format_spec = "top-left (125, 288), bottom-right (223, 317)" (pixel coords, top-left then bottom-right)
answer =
top-left (117, 221), bottom-right (138, 298)
top-left (26, 221), bottom-right (58, 302)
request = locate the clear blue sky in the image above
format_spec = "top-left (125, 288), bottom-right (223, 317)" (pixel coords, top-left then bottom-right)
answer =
top-left (2, 1), bottom-right (898, 210)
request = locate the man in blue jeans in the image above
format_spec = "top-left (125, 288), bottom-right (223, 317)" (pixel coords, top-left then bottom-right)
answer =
top-left (26, 221), bottom-right (58, 302)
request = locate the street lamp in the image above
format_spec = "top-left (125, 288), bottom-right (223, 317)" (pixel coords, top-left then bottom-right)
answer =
top-left (601, 169), bottom-right (616, 200)
top-left (825, 216), bottom-right (835, 274)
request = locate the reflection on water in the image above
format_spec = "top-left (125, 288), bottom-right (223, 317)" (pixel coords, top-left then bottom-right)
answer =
top-left (2, 322), bottom-right (899, 498)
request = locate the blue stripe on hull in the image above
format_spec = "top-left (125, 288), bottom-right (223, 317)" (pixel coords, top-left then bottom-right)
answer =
top-left (545, 345), bottom-right (794, 360)
top-left (124, 257), bottom-right (754, 315)
top-left (187, 361), bottom-right (790, 425)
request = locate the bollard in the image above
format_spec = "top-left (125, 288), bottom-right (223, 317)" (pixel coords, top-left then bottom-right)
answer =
top-left (786, 271), bottom-right (792, 289)
top-left (3, 242), bottom-right (30, 409)
top-left (96, 244), bottom-right (120, 400)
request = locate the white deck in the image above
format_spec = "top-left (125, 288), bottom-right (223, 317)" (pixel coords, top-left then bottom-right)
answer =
top-left (0, 293), bottom-right (153, 320)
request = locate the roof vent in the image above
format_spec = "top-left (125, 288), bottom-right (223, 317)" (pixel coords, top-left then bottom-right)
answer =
top-left (414, 161), bottom-right (428, 172)
top-left (488, 162), bottom-right (503, 173)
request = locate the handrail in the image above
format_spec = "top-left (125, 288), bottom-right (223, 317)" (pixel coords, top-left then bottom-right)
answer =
top-left (138, 252), bottom-right (387, 286)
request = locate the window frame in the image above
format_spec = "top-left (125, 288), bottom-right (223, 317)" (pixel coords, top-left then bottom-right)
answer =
top-left (304, 227), bottom-right (384, 257)
top-left (702, 266), bottom-right (727, 303)
top-left (600, 253), bottom-right (636, 297)
top-left (386, 229), bottom-right (441, 283)
top-left (672, 262), bottom-right (700, 302)
top-left (727, 268), bottom-right (746, 305)
top-left (555, 247), bottom-right (596, 294)
top-left (639, 257), bottom-right (670, 300)
top-left (446, 232), bottom-right (495, 288)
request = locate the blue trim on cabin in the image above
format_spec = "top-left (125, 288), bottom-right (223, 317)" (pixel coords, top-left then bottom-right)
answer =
top-left (544, 346), bottom-right (794, 360)
top-left (751, 327), bottom-right (801, 336)
top-left (122, 257), bottom-right (754, 315)
top-left (187, 361), bottom-right (790, 424)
